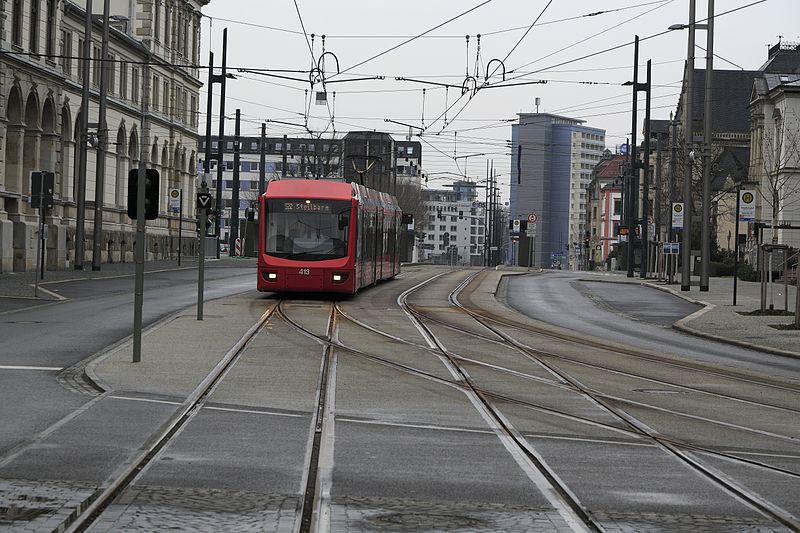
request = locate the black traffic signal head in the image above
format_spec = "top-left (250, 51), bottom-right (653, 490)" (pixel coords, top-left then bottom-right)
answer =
top-left (127, 168), bottom-right (160, 220)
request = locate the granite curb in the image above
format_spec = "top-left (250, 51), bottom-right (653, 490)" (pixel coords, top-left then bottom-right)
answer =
top-left (642, 280), bottom-right (800, 361)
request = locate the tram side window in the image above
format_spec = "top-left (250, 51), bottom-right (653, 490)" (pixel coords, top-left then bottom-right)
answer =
top-left (386, 215), bottom-right (396, 259)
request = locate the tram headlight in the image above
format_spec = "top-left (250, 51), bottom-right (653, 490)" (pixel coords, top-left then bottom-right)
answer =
top-left (332, 273), bottom-right (348, 283)
top-left (332, 274), bottom-right (342, 282)
top-left (263, 271), bottom-right (278, 281)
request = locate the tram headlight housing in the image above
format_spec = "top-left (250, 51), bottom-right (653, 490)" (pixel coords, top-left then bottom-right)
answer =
top-left (332, 273), bottom-right (348, 283)
top-left (264, 271), bottom-right (278, 281)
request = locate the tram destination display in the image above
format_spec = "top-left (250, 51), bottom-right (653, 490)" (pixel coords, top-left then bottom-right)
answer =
top-left (283, 201), bottom-right (332, 213)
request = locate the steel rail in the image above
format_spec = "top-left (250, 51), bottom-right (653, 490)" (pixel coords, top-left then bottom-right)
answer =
top-left (397, 272), bottom-right (605, 533)
top-left (335, 273), bottom-right (800, 479)
top-left (63, 302), bottom-right (279, 533)
top-left (275, 300), bottom-right (337, 533)
top-left (449, 271), bottom-right (800, 531)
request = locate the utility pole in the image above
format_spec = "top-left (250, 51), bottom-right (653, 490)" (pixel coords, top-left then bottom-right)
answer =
top-left (484, 159), bottom-right (489, 266)
top-left (132, 56), bottom-right (151, 362)
top-left (700, 0), bottom-right (715, 292)
top-left (681, 0), bottom-right (697, 291)
top-left (668, 114), bottom-right (678, 283)
top-left (229, 109), bottom-right (241, 257)
top-left (259, 123), bottom-right (267, 194)
top-left (214, 28), bottom-right (228, 259)
top-left (75, 0), bottom-right (92, 270)
top-left (281, 134), bottom-right (288, 178)
top-left (627, 36), bottom-right (642, 278)
top-left (488, 161), bottom-right (495, 267)
top-left (640, 59), bottom-right (652, 280)
top-left (91, 0), bottom-right (110, 271)
top-left (655, 134), bottom-right (663, 247)
top-left (198, 49), bottom-right (216, 322)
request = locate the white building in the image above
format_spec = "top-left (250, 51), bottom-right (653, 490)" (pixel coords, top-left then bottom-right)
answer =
top-left (0, 0), bottom-right (207, 272)
top-left (749, 50), bottom-right (800, 248)
top-left (201, 135), bottom-right (422, 244)
top-left (420, 181), bottom-right (486, 266)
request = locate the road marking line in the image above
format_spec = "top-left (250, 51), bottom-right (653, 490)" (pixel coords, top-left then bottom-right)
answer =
top-left (108, 395), bottom-right (306, 418)
top-left (523, 433), bottom-right (654, 447)
top-left (109, 395), bottom-right (181, 405)
top-left (337, 417), bottom-right (495, 435)
top-left (29, 284), bottom-right (67, 300)
top-left (204, 405), bottom-right (304, 418)
top-left (0, 365), bottom-right (63, 371)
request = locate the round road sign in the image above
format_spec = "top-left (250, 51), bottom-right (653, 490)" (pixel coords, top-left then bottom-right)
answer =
top-left (527, 212), bottom-right (538, 223)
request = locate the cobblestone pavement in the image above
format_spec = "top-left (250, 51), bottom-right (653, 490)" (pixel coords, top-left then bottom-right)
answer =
top-left (593, 510), bottom-right (790, 533)
top-left (88, 486), bottom-right (298, 533)
top-left (329, 496), bottom-right (574, 532)
top-left (0, 478), bottom-right (97, 532)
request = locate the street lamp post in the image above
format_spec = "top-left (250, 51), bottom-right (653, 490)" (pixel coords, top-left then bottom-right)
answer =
top-left (670, 2), bottom-right (697, 291)
top-left (699, 0), bottom-right (715, 292)
top-left (670, 0), bottom-right (714, 291)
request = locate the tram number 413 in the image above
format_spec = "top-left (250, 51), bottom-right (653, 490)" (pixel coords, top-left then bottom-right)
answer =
top-left (298, 268), bottom-right (311, 275)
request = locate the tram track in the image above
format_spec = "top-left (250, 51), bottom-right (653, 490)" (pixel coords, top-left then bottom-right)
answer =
top-left (62, 302), bottom-right (279, 533)
top-left (311, 267), bottom-right (800, 530)
top-left (333, 274), bottom-right (799, 448)
top-left (328, 274), bottom-right (800, 483)
top-left (276, 300), bottom-right (338, 533)
top-left (440, 270), bottom-right (800, 531)
top-left (403, 269), bottom-right (800, 415)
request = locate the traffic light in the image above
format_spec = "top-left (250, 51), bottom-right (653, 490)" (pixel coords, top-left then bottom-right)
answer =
top-left (127, 168), bottom-right (160, 220)
top-left (206, 213), bottom-right (215, 236)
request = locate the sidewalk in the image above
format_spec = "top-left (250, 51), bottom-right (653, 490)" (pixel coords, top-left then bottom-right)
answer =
top-left (643, 274), bottom-right (800, 359)
top-left (0, 256), bottom-right (256, 300)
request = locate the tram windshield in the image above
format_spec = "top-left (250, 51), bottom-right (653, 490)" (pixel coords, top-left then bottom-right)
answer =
top-left (264, 199), bottom-right (351, 261)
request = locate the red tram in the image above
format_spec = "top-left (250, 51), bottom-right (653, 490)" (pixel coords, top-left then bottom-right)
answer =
top-left (257, 180), bottom-right (402, 294)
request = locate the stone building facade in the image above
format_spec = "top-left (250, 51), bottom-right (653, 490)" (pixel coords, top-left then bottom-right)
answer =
top-left (0, 0), bottom-right (207, 273)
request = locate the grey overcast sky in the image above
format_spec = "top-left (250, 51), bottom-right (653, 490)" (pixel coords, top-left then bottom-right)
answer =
top-left (198, 0), bottom-right (798, 193)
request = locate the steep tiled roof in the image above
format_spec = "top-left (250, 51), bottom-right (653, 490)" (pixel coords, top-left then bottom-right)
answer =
top-left (759, 43), bottom-right (800, 74)
top-left (649, 119), bottom-right (670, 136)
top-left (690, 69), bottom-right (760, 134)
top-left (593, 154), bottom-right (626, 178)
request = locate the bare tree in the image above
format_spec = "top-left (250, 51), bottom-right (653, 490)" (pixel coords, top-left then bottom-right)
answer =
top-left (754, 113), bottom-right (800, 243)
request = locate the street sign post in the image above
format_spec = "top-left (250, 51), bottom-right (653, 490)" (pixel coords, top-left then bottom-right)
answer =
top-left (526, 223), bottom-right (536, 269)
top-left (671, 203), bottom-right (684, 229)
top-left (30, 172), bottom-right (54, 296)
top-left (169, 189), bottom-right (184, 266)
top-left (739, 190), bottom-right (756, 221)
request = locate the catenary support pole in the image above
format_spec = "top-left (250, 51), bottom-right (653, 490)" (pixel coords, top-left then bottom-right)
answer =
top-left (229, 109), bottom-right (241, 256)
top-left (640, 59), bottom-right (652, 279)
top-left (132, 57), bottom-right (151, 363)
top-left (92, 0), bottom-right (111, 271)
top-left (259, 123), bottom-right (267, 194)
top-left (627, 36), bottom-right (640, 278)
top-left (681, 0), bottom-right (697, 291)
top-left (75, 0), bottom-right (93, 270)
top-left (700, 0), bottom-right (714, 292)
top-left (668, 115), bottom-right (677, 283)
top-left (199, 50), bottom-right (216, 322)
top-left (177, 189), bottom-right (182, 267)
top-left (214, 28), bottom-right (228, 258)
